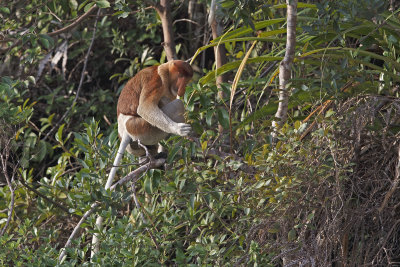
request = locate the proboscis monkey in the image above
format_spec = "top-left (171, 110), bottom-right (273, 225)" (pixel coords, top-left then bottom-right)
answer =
top-left (117, 59), bottom-right (193, 157)
top-left (91, 60), bottom-right (193, 257)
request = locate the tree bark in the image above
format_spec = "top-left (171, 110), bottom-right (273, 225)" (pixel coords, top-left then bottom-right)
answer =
top-left (273, 0), bottom-right (297, 127)
top-left (155, 0), bottom-right (177, 61)
top-left (209, 0), bottom-right (228, 134)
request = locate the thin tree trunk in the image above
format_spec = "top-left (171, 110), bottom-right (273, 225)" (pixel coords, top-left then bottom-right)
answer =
top-left (209, 0), bottom-right (228, 134)
top-left (155, 0), bottom-right (177, 61)
top-left (273, 0), bottom-right (297, 128)
top-left (278, 3), bottom-right (298, 264)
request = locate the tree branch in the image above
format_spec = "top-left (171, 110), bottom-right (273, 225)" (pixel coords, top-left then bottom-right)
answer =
top-left (48, 5), bottom-right (98, 37)
top-left (0, 5), bottom-right (99, 54)
top-left (154, 0), bottom-right (177, 61)
top-left (58, 202), bottom-right (100, 263)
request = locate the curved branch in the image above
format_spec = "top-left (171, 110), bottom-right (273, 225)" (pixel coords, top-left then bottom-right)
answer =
top-left (48, 5), bottom-right (98, 37)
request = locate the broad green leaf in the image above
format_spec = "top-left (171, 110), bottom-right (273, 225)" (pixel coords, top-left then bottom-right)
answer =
top-left (0, 7), bottom-right (10, 14)
top-left (167, 145), bottom-right (181, 164)
top-left (84, 2), bottom-right (95, 12)
top-left (217, 108), bottom-right (229, 129)
top-left (288, 229), bottom-right (297, 241)
top-left (38, 34), bottom-right (54, 49)
top-left (206, 110), bottom-right (213, 126)
top-left (34, 140), bottom-right (47, 162)
top-left (69, 0), bottom-right (78, 10)
top-left (96, 0), bottom-right (110, 8)
top-left (144, 176), bottom-right (152, 194)
top-left (78, 0), bottom-right (89, 10)
top-left (325, 109), bottom-right (335, 118)
top-left (294, 120), bottom-right (301, 130)
top-left (201, 141), bottom-right (207, 151)
top-left (56, 124), bottom-right (65, 143)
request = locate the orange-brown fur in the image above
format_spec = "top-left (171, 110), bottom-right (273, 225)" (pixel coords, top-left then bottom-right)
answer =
top-left (117, 60), bottom-right (193, 155)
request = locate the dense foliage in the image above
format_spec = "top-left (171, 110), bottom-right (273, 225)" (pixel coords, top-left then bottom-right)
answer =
top-left (1, 0), bottom-right (400, 265)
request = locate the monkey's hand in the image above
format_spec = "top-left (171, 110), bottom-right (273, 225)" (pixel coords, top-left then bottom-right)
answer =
top-left (173, 123), bottom-right (192, 136)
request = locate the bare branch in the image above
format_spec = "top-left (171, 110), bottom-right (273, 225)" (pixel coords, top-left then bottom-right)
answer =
top-left (58, 202), bottom-right (100, 263)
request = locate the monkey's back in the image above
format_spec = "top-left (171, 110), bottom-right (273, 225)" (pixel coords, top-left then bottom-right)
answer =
top-left (117, 65), bottom-right (160, 117)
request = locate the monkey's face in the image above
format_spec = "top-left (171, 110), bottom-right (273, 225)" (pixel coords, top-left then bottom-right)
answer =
top-left (168, 60), bottom-right (193, 97)
top-left (169, 67), bottom-right (191, 97)
top-left (176, 74), bottom-right (191, 97)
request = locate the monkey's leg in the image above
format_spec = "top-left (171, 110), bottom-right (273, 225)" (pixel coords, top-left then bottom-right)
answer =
top-left (91, 133), bottom-right (131, 258)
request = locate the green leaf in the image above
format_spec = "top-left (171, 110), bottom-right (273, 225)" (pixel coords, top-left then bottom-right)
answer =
top-left (78, 0), bottom-right (89, 10)
top-left (144, 177), bottom-right (152, 194)
top-left (206, 110), bottom-right (213, 126)
top-left (190, 194), bottom-right (195, 210)
top-left (69, 0), bottom-right (78, 10)
top-left (34, 140), bottom-right (47, 162)
top-left (84, 2), bottom-right (95, 12)
top-left (167, 145), bottom-right (181, 164)
top-left (294, 120), bottom-right (301, 130)
top-left (27, 76), bottom-right (36, 85)
top-left (0, 7), bottom-right (10, 14)
top-left (325, 109), bottom-right (335, 118)
top-left (38, 34), bottom-right (54, 50)
top-left (56, 124), bottom-right (65, 143)
top-left (288, 229), bottom-right (296, 242)
top-left (96, 0), bottom-right (110, 8)
top-left (201, 141), bottom-right (207, 152)
top-left (217, 108), bottom-right (229, 129)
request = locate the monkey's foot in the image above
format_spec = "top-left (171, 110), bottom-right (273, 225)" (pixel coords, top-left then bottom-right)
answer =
top-left (154, 152), bottom-right (167, 159)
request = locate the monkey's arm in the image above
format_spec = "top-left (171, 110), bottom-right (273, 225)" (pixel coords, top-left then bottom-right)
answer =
top-left (137, 91), bottom-right (191, 136)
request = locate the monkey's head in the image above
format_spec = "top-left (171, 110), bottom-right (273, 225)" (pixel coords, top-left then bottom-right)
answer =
top-left (168, 60), bottom-right (193, 97)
